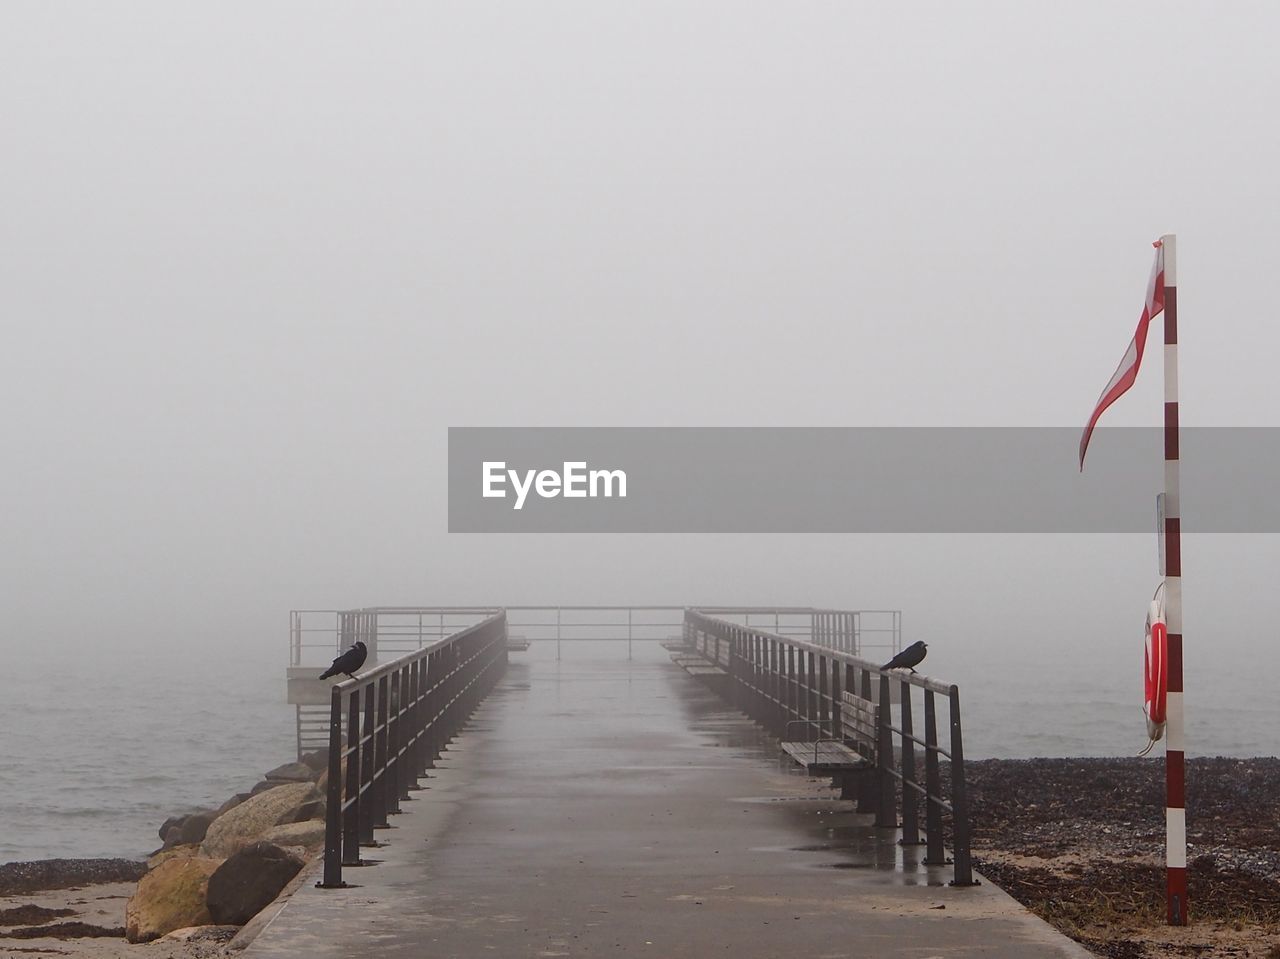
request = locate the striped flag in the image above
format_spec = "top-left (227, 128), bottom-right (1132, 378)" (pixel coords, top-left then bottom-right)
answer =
top-left (1078, 241), bottom-right (1167, 469)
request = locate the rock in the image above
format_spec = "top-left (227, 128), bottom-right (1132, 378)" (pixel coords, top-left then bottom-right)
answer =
top-left (260, 820), bottom-right (326, 849)
top-left (289, 799), bottom-right (325, 823)
top-left (218, 793), bottom-right (250, 816)
top-left (249, 779), bottom-right (280, 796)
top-left (147, 843), bottom-right (201, 870)
top-left (264, 762), bottom-right (317, 783)
top-left (199, 782), bottom-right (318, 859)
top-left (178, 810), bottom-right (219, 845)
top-left (124, 856), bottom-right (222, 943)
top-left (206, 842), bottom-right (305, 926)
top-left (161, 825), bottom-right (186, 850)
top-left (315, 757), bottom-right (346, 796)
top-left (300, 748), bottom-right (329, 772)
top-left (225, 863), bottom-right (312, 952)
top-left (157, 924), bottom-right (240, 944)
top-left (159, 815), bottom-right (188, 841)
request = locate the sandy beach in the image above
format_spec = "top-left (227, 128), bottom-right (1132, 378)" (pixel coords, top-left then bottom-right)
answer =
top-left (0, 861), bottom-right (229, 959)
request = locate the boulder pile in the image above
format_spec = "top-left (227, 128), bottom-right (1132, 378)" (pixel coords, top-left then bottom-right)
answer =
top-left (124, 748), bottom-right (329, 943)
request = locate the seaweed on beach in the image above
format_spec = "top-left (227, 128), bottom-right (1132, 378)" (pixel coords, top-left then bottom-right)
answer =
top-left (1, 921), bottom-right (125, 940)
top-left (0, 859), bottom-right (147, 897)
top-left (976, 855), bottom-right (1280, 927)
top-left (0, 905), bottom-right (76, 926)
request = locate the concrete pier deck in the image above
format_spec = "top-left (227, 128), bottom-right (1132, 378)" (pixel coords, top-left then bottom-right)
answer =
top-left (245, 644), bottom-right (1090, 958)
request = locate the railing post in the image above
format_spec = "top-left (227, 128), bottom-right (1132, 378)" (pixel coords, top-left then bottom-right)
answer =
top-left (406, 659), bottom-right (421, 782)
top-left (831, 660), bottom-right (844, 740)
top-left (387, 670), bottom-right (402, 812)
top-left (876, 672), bottom-right (896, 829)
top-left (423, 652), bottom-right (438, 769)
top-left (782, 644), bottom-right (792, 731)
top-left (923, 689), bottom-right (946, 865)
top-left (359, 687), bottom-right (376, 843)
top-left (899, 681), bottom-right (923, 845)
top-left (755, 634), bottom-right (765, 719)
top-left (343, 687), bottom-right (362, 865)
top-left (806, 650), bottom-right (818, 737)
top-left (319, 685), bottom-right (345, 888)
top-left (417, 657), bottom-right (430, 775)
top-left (762, 640), bottom-right (773, 727)
top-left (372, 675), bottom-right (390, 828)
top-left (796, 649), bottom-right (807, 736)
top-left (818, 654), bottom-right (830, 740)
top-left (396, 667), bottom-right (413, 802)
top-left (949, 685), bottom-right (976, 886)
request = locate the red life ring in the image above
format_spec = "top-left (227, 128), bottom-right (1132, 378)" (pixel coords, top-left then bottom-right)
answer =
top-left (1144, 598), bottom-right (1168, 741)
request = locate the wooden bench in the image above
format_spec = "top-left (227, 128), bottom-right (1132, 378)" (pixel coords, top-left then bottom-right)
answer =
top-left (671, 653), bottom-right (710, 667)
top-left (780, 691), bottom-right (880, 809)
top-left (670, 649), bottom-right (729, 680)
top-left (684, 664), bottom-right (727, 676)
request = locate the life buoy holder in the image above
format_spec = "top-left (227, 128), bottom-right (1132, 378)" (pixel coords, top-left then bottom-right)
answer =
top-left (1144, 594), bottom-right (1168, 743)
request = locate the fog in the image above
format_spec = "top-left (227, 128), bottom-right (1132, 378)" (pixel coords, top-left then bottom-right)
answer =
top-left (3, 2), bottom-right (1279, 688)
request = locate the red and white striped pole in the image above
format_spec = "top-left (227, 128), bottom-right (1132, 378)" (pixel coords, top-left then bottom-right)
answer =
top-left (1160, 233), bottom-right (1187, 925)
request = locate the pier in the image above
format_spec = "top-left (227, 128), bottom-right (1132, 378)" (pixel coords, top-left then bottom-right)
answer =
top-left (254, 608), bottom-right (1090, 958)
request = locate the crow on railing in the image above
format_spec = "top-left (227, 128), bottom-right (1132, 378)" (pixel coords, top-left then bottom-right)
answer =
top-left (319, 641), bottom-right (368, 680)
top-left (881, 640), bottom-right (927, 673)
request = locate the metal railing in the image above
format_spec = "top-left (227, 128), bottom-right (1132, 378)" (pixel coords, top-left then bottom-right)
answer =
top-left (291, 606), bottom-right (901, 666)
top-left (318, 612), bottom-right (508, 889)
top-left (684, 610), bottom-right (974, 886)
top-left (292, 606), bottom-right (901, 754)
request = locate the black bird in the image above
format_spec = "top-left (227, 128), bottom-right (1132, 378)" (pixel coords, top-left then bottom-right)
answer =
top-left (881, 641), bottom-right (928, 673)
top-left (319, 641), bottom-right (368, 680)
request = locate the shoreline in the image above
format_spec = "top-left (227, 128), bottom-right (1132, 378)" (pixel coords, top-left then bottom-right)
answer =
top-left (4, 755), bottom-right (1277, 958)
top-left (0, 750), bottom-right (331, 957)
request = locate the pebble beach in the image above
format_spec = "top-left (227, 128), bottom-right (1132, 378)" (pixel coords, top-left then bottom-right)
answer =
top-left (967, 757), bottom-right (1280, 958)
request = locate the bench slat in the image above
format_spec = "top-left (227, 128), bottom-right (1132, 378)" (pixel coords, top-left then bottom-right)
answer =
top-left (684, 664), bottom-right (727, 676)
top-left (780, 741), bottom-right (870, 772)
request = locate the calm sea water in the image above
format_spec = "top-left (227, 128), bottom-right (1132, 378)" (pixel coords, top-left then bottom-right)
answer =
top-left (2, 642), bottom-right (294, 864)
top-left (2, 639), bottom-right (1274, 863)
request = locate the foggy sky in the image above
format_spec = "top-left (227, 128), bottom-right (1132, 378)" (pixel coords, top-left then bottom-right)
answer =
top-left (3, 3), bottom-right (1279, 684)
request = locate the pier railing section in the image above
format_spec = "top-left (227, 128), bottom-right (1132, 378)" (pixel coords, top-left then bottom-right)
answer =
top-left (291, 606), bottom-right (901, 754)
top-left (684, 610), bottom-right (974, 886)
top-left (291, 606), bottom-right (900, 667)
top-left (697, 608), bottom-right (900, 661)
top-left (318, 612), bottom-right (508, 889)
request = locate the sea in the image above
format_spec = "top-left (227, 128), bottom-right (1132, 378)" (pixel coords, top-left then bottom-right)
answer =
top-left (2, 638), bottom-right (1274, 864)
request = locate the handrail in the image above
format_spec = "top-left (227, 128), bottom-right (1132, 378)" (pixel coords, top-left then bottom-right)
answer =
top-left (683, 609), bottom-right (975, 887)
top-left (317, 612), bottom-right (508, 889)
top-left (697, 620), bottom-right (951, 695)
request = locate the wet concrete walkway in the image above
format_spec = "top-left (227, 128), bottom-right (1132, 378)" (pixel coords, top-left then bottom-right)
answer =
top-left (245, 644), bottom-right (1090, 958)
